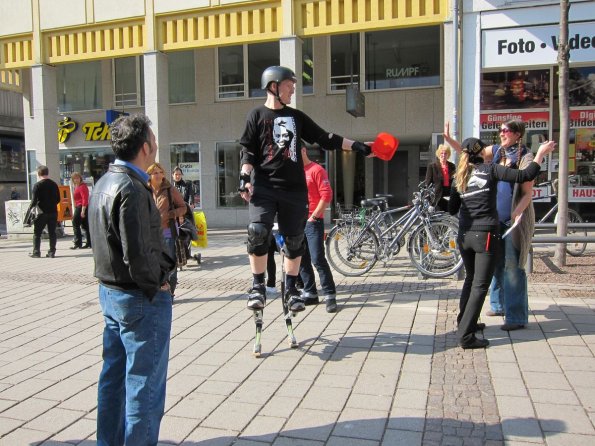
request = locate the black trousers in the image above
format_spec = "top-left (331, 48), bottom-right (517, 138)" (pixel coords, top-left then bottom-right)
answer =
top-left (72, 205), bottom-right (90, 246)
top-left (456, 229), bottom-right (500, 345)
top-left (33, 212), bottom-right (58, 254)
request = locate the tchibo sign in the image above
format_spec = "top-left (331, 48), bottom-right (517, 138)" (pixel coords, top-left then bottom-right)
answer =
top-left (482, 22), bottom-right (594, 68)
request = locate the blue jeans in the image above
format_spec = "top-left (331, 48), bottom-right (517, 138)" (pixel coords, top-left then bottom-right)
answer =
top-left (299, 220), bottom-right (336, 296)
top-left (489, 224), bottom-right (528, 325)
top-left (97, 284), bottom-right (172, 446)
top-left (163, 236), bottom-right (177, 294)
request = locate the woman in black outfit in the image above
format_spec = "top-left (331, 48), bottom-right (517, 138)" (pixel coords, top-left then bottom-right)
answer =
top-left (449, 137), bottom-right (556, 349)
top-left (425, 144), bottom-right (456, 211)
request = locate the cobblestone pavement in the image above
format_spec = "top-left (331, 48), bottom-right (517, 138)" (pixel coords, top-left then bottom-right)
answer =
top-left (0, 230), bottom-right (594, 445)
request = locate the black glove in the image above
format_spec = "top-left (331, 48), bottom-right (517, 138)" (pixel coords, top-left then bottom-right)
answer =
top-left (351, 141), bottom-right (372, 156)
top-left (238, 172), bottom-right (251, 192)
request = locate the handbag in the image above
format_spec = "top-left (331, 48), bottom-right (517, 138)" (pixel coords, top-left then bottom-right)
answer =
top-left (179, 204), bottom-right (199, 241)
top-left (24, 203), bottom-right (43, 227)
top-left (166, 188), bottom-right (187, 268)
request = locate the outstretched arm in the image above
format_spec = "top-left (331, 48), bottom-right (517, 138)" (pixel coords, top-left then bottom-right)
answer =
top-left (443, 122), bottom-right (462, 154)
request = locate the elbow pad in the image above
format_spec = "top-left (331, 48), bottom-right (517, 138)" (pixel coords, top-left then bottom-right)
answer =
top-left (317, 133), bottom-right (344, 151)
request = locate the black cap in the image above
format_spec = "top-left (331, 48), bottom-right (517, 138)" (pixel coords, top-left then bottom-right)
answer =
top-left (461, 137), bottom-right (487, 156)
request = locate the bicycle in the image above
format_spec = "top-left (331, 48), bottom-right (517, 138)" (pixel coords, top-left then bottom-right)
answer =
top-left (326, 183), bottom-right (463, 278)
top-left (533, 177), bottom-right (587, 256)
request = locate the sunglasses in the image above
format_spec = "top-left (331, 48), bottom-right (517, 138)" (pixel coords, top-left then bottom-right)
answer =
top-left (499, 127), bottom-right (513, 134)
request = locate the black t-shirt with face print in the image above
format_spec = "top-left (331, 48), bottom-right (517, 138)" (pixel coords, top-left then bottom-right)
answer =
top-left (240, 105), bottom-right (330, 191)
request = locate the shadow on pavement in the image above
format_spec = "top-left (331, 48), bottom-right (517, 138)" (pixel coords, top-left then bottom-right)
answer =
top-left (34, 416), bottom-right (566, 445)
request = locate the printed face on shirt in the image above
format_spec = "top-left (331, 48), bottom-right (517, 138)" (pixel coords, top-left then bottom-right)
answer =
top-left (273, 117), bottom-right (297, 161)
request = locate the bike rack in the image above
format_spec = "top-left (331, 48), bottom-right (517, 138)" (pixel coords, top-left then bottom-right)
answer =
top-left (526, 222), bottom-right (595, 273)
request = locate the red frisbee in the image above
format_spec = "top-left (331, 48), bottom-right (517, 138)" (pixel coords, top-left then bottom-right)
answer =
top-left (372, 132), bottom-right (399, 161)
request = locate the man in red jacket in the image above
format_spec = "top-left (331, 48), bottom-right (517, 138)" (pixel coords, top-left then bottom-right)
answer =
top-left (299, 146), bottom-right (337, 313)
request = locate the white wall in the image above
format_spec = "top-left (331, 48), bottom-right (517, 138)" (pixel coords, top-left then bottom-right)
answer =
top-left (154, 0), bottom-right (209, 14)
top-left (39, 0), bottom-right (86, 30)
top-left (0, 0), bottom-right (32, 36)
top-left (94, 0), bottom-right (144, 23)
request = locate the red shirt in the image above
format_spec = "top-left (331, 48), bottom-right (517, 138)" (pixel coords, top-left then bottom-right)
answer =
top-left (304, 162), bottom-right (333, 217)
top-left (441, 163), bottom-right (450, 187)
top-left (73, 183), bottom-right (89, 207)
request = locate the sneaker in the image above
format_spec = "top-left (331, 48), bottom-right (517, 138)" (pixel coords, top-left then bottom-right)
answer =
top-left (45, 251), bottom-right (55, 258)
top-left (247, 285), bottom-right (266, 310)
top-left (286, 288), bottom-right (305, 312)
top-left (486, 310), bottom-right (504, 317)
top-left (323, 295), bottom-right (337, 313)
top-left (265, 286), bottom-right (278, 295)
top-left (28, 252), bottom-right (41, 258)
top-left (500, 323), bottom-right (525, 331)
top-left (301, 291), bottom-right (319, 306)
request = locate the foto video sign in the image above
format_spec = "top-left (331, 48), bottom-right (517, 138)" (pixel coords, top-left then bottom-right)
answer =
top-left (483, 22), bottom-right (595, 69)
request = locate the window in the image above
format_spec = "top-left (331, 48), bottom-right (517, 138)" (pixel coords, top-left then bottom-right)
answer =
top-left (218, 45), bottom-right (244, 99)
top-left (330, 33), bottom-right (360, 91)
top-left (169, 51), bottom-right (195, 104)
top-left (59, 147), bottom-right (114, 185)
top-left (365, 26), bottom-right (440, 90)
top-left (303, 38), bottom-right (314, 94)
top-left (248, 41), bottom-right (280, 97)
top-left (170, 143), bottom-right (202, 208)
top-left (217, 39), bottom-right (314, 99)
top-left (56, 61), bottom-right (102, 111)
top-left (216, 142), bottom-right (247, 207)
top-left (113, 56), bottom-right (144, 107)
top-left (218, 42), bottom-right (279, 100)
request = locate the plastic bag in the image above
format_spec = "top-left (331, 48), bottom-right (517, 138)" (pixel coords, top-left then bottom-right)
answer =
top-left (192, 210), bottom-right (208, 248)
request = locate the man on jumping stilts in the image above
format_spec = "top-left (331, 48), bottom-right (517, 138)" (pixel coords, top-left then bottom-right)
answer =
top-left (238, 65), bottom-right (373, 314)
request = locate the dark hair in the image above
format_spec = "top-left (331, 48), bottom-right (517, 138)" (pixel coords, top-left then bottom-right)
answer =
top-left (504, 119), bottom-right (526, 138)
top-left (173, 167), bottom-right (183, 174)
top-left (110, 113), bottom-right (152, 161)
top-left (37, 165), bottom-right (49, 176)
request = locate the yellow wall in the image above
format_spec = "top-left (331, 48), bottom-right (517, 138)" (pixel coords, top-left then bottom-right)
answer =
top-left (0, 0), bottom-right (448, 89)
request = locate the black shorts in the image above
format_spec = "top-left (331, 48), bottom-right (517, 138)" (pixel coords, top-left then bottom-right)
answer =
top-left (249, 186), bottom-right (308, 236)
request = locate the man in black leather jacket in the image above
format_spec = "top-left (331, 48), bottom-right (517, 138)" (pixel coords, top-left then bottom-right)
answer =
top-left (88, 113), bottom-right (175, 446)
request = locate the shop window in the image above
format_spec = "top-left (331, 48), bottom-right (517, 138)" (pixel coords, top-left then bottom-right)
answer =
top-left (57, 61), bottom-right (102, 111)
top-left (113, 56), bottom-right (144, 107)
top-left (481, 69), bottom-right (550, 111)
top-left (216, 142), bottom-right (247, 207)
top-left (0, 136), bottom-right (26, 182)
top-left (59, 148), bottom-right (115, 186)
top-left (169, 51), bottom-right (195, 104)
top-left (170, 143), bottom-right (202, 208)
top-left (330, 33), bottom-right (360, 91)
top-left (364, 26), bottom-right (440, 90)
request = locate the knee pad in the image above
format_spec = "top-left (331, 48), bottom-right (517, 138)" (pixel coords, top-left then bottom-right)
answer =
top-left (282, 233), bottom-right (305, 259)
top-left (247, 222), bottom-right (271, 256)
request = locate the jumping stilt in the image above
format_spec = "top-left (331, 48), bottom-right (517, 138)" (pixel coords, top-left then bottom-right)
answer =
top-left (253, 308), bottom-right (263, 357)
top-left (278, 234), bottom-right (298, 349)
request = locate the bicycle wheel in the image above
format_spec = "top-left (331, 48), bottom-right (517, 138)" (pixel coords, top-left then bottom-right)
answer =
top-left (326, 223), bottom-right (379, 276)
top-left (407, 218), bottom-right (463, 278)
top-left (554, 209), bottom-right (587, 256)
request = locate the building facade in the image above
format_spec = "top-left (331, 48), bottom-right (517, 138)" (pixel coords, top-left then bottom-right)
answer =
top-left (0, 0), bottom-right (456, 228)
